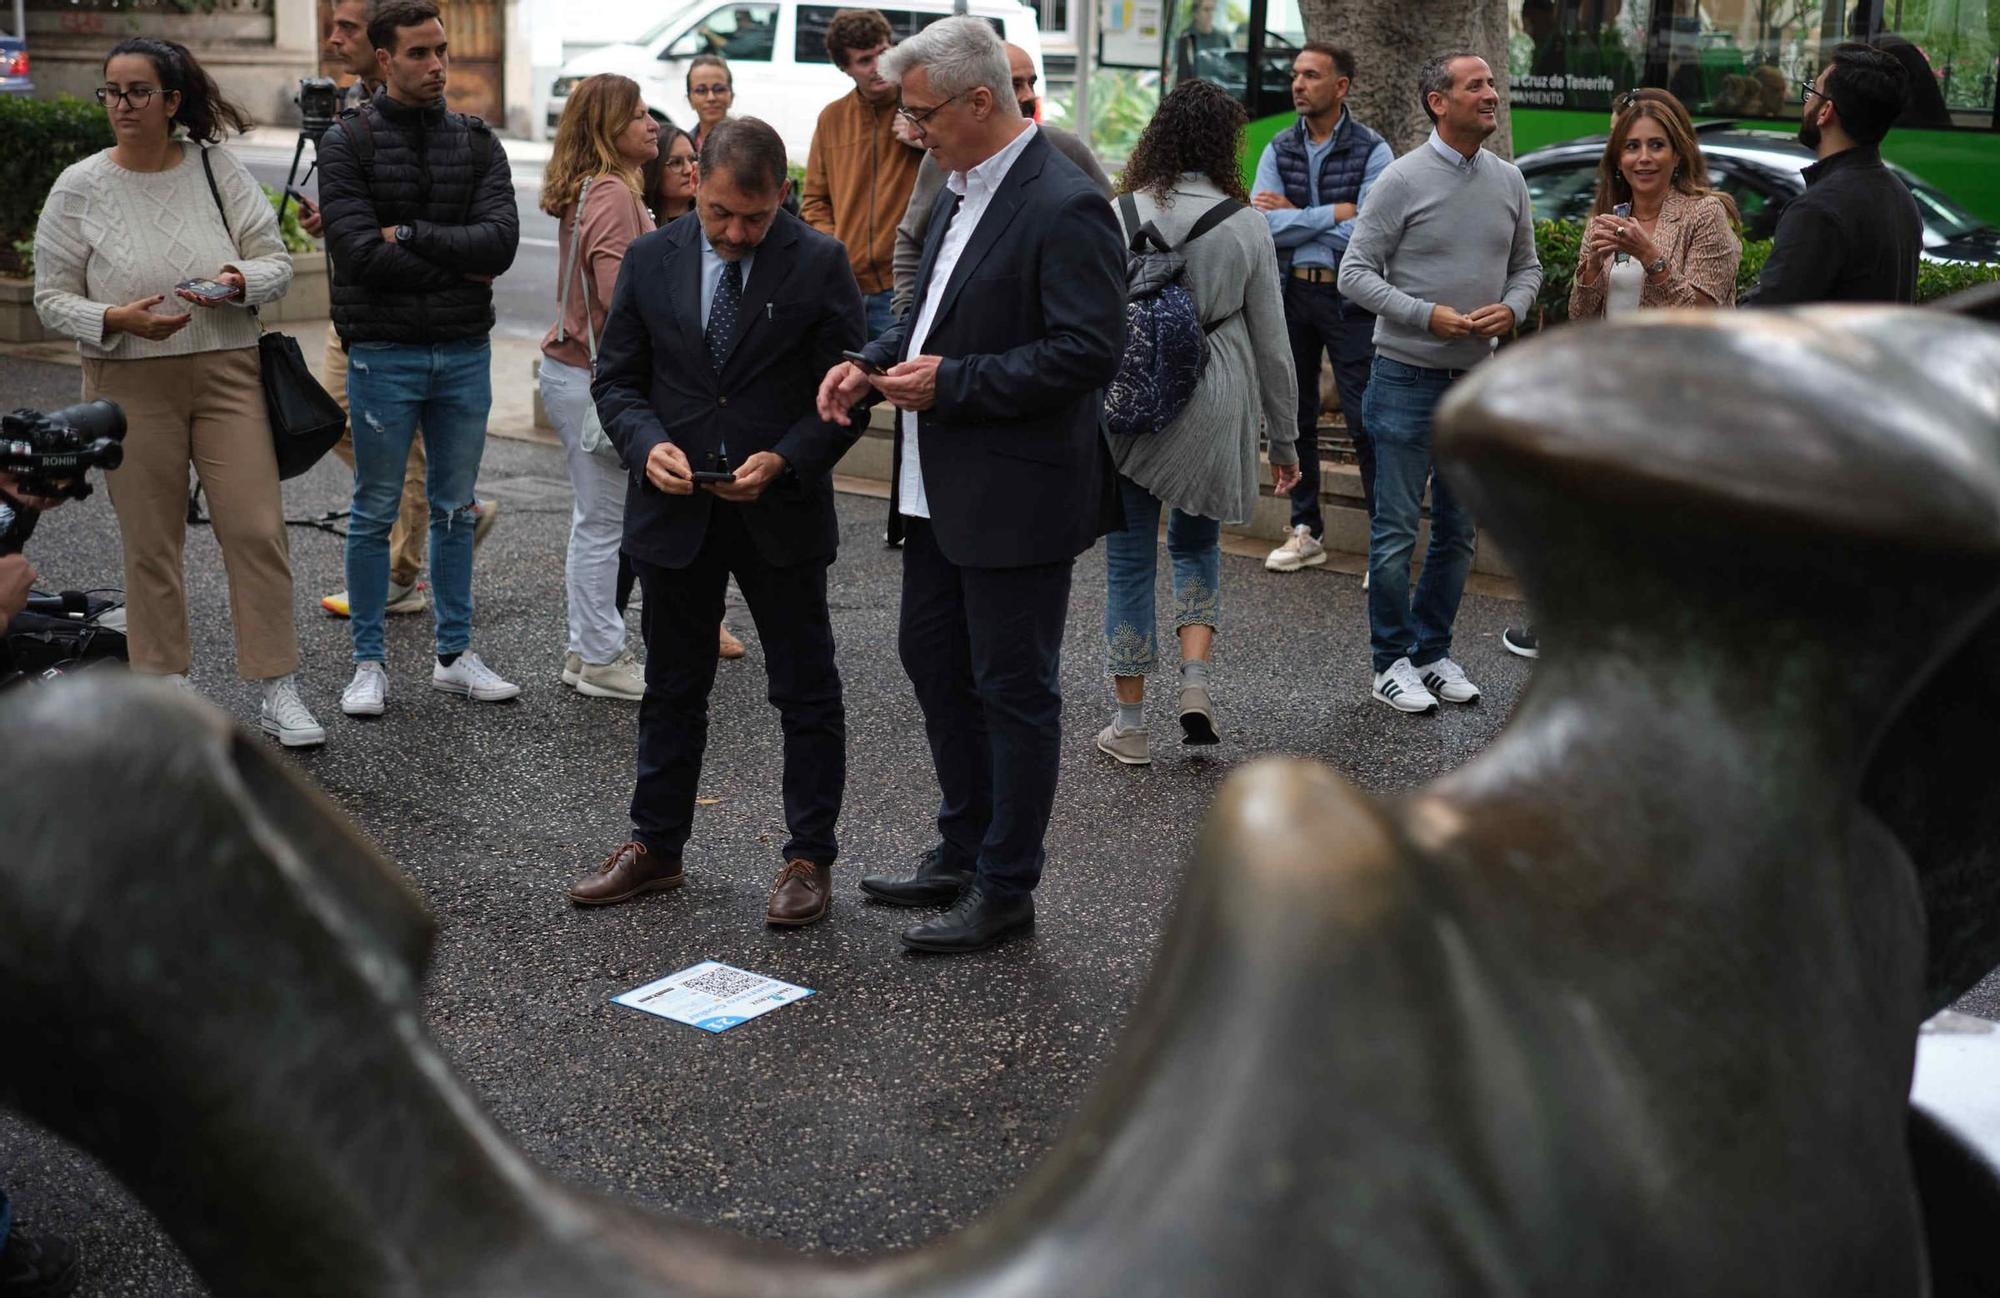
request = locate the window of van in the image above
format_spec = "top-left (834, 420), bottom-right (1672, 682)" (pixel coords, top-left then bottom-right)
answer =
top-left (794, 5), bottom-right (1004, 64)
top-left (665, 3), bottom-right (780, 62)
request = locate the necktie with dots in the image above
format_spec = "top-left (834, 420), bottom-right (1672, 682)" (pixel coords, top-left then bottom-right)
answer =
top-left (706, 258), bottom-right (742, 370)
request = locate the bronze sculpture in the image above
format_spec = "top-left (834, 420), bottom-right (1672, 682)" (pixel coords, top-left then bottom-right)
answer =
top-left (3, 305), bottom-right (1999, 1295)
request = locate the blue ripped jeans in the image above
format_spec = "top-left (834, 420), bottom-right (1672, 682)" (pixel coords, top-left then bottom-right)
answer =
top-left (1103, 474), bottom-right (1222, 676)
top-left (344, 338), bottom-right (492, 664)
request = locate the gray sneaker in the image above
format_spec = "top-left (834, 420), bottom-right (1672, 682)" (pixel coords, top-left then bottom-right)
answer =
top-left (1095, 721), bottom-right (1152, 766)
top-left (561, 651), bottom-right (582, 687)
top-left (1178, 683), bottom-right (1219, 745)
top-left (1264, 524), bottom-right (1327, 573)
top-left (575, 650), bottom-right (645, 701)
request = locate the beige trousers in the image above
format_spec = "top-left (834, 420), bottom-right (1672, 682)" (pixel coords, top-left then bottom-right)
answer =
top-left (83, 347), bottom-right (300, 679)
top-left (324, 326), bottom-right (427, 587)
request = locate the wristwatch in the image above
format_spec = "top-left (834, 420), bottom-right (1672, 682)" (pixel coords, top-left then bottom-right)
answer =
top-left (1644, 254), bottom-right (1669, 277)
top-left (394, 223), bottom-right (416, 244)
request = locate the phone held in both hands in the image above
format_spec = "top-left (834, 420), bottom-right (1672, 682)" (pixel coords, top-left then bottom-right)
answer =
top-left (1612, 201), bottom-right (1632, 265)
top-left (175, 278), bottom-right (239, 303)
top-left (841, 349), bottom-right (884, 376)
top-left (688, 444), bottom-right (735, 484)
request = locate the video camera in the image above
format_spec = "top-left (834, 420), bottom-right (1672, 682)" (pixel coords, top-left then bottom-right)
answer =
top-left (295, 76), bottom-right (344, 144)
top-left (1, 400), bottom-right (126, 556)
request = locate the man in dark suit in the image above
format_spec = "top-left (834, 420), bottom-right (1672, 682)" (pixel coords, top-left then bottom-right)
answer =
top-left (817, 16), bottom-right (1126, 954)
top-left (575, 118), bottom-right (866, 928)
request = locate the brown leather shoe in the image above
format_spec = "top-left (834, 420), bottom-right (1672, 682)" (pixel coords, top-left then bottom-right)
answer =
top-left (766, 858), bottom-right (831, 927)
top-left (719, 623), bottom-right (746, 659)
top-left (568, 841), bottom-right (683, 906)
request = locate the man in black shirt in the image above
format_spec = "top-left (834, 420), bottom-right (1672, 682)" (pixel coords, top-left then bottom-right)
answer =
top-left (1744, 42), bottom-right (1921, 306)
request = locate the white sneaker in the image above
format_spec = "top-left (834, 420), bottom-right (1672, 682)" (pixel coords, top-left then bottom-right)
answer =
top-left (342, 661), bottom-right (388, 716)
top-left (1264, 524), bottom-right (1327, 573)
top-left (158, 671), bottom-right (196, 693)
top-left (561, 650), bottom-right (582, 687)
top-left (432, 651), bottom-right (521, 702)
top-left (260, 674), bottom-right (327, 747)
top-left (1371, 657), bottom-right (1439, 713)
top-left (1419, 656), bottom-right (1482, 704)
top-left (98, 605), bottom-right (128, 631)
top-left (575, 649), bottom-right (645, 701)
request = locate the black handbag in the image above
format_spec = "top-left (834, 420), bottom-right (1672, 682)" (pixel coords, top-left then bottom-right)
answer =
top-left (200, 148), bottom-right (347, 480)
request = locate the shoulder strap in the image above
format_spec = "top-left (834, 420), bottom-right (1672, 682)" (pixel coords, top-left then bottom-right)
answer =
top-left (1180, 197), bottom-right (1244, 248)
top-left (346, 104), bottom-right (376, 171)
top-left (1117, 192), bottom-right (1142, 247)
top-left (557, 177), bottom-right (598, 364)
top-left (199, 146), bottom-right (233, 245)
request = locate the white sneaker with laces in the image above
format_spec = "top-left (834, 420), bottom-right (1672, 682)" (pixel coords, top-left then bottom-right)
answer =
top-left (1419, 656), bottom-right (1482, 704)
top-left (260, 674), bottom-right (327, 747)
top-left (1264, 524), bottom-right (1327, 573)
top-left (1371, 657), bottom-right (1439, 714)
top-left (432, 650), bottom-right (521, 702)
top-left (342, 661), bottom-right (388, 717)
top-left (575, 650), bottom-right (645, 701)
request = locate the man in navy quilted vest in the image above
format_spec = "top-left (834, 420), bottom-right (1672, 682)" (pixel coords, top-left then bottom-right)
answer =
top-left (1251, 41), bottom-right (1392, 577)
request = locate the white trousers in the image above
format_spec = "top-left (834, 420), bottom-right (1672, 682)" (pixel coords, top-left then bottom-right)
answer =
top-left (537, 357), bottom-right (630, 665)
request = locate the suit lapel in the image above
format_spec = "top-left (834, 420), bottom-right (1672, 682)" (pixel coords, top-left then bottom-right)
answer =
top-left (926, 135), bottom-right (1046, 337)
top-left (669, 224), bottom-right (707, 371)
top-left (720, 219), bottom-right (797, 373)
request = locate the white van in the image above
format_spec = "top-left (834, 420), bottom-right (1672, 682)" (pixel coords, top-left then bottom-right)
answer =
top-left (548, 0), bottom-right (1045, 164)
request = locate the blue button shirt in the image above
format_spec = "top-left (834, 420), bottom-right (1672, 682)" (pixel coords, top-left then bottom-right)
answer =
top-left (1253, 109), bottom-right (1394, 270)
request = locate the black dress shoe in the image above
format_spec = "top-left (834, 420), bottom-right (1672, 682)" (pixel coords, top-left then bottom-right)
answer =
top-left (858, 844), bottom-right (973, 907)
top-left (901, 885), bottom-right (1034, 954)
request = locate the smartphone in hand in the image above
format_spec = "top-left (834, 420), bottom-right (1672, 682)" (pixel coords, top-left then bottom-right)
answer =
top-left (1612, 201), bottom-right (1632, 265)
top-left (175, 278), bottom-right (240, 303)
top-left (841, 349), bottom-right (884, 376)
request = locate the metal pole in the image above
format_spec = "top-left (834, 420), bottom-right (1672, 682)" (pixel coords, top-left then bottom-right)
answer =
top-left (1074, 0), bottom-right (1095, 150)
top-left (11, 0), bottom-right (24, 45)
top-left (953, 0), bottom-right (965, 14)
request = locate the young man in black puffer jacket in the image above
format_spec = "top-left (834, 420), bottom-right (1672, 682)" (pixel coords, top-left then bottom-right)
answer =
top-left (317, 0), bottom-right (522, 717)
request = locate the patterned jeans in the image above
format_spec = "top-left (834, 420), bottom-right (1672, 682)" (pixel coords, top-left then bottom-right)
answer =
top-left (1103, 474), bottom-right (1222, 676)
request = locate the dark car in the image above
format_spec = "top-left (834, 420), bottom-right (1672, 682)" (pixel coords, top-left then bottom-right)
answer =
top-left (1, 34), bottom-right (31, 97)
top-left (1518, 125), bottom-right (2000, 265)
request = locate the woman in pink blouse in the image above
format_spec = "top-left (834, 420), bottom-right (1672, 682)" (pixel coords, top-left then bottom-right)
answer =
top-left (539, 74), bottom-right (661, 700)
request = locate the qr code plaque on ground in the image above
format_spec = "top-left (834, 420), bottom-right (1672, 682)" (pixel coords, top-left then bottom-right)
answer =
top-left (613, 961), bottom-right (814, 1033)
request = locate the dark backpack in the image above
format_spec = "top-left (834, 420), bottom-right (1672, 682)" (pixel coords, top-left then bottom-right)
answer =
top-left (1103, 193), bottom-right (1242, 439)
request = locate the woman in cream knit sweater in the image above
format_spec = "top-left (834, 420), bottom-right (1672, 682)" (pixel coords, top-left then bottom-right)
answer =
top-left (35, 37), bottom-right (322, 745)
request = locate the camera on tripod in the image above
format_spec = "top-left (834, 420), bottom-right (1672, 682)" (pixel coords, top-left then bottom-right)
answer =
top-left (1, 400), bottom-right (127, 556)
top-left (295, 76), bottom-right (343, 144)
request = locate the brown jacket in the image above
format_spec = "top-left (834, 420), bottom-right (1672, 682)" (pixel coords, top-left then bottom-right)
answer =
top-left (1570, 188), bottom-right (1742, 317)
top-left (800, 89), bottom-right (922, 295)
top-left (542, 174), bottom-right (655, 372)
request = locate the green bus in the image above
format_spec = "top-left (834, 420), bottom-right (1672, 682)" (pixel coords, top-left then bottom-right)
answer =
top-left (1161, 0), bottom-right (2000, 226)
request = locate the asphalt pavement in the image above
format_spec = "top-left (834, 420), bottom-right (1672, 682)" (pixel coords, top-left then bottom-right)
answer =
top-left (0, 345), bottom-right (1546, 1295)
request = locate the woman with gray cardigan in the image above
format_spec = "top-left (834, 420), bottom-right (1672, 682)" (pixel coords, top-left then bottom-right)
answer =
top-left (1095, 79), bottom-right (1300, 767)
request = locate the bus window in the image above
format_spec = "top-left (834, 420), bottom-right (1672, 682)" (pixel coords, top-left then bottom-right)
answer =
top-left (1162, 0), bottom-right (1303, 107)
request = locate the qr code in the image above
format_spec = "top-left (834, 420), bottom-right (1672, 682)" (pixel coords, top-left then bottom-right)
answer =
top-left (682, 965), bottom-right (763, 998)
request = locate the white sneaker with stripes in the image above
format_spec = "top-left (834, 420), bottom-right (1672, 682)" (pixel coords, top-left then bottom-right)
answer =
top-left (1420, 656), bottom-right (1482, 704)
top-left (1372, 657), bottom-right (1439, 714)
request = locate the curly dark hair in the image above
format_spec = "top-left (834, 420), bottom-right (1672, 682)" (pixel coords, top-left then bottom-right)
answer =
top-left (1116, 78), bottom-right (1249, 205)
top-left (825, 8), bottom-right (893, 68)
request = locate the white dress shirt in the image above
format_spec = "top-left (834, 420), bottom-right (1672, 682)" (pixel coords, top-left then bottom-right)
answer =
top-left (898, 121), bottom-right (1039, 520)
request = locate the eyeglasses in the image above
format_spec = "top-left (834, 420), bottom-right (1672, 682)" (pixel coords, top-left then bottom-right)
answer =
top-left (1798, 78), bottom-right (1827, 102)
top-left (662, 154), bottom-right (695, 171)
top-left (96, 86), bottom-right (163, 109)
top-left (689, 83), bottom-right (732, 97)
top-left (896, 91), bottom-right (960, 131)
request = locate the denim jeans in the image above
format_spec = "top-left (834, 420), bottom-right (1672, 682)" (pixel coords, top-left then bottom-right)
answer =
top-left (345, 338), bottom-right (492, 664)
top-left (863, 289), bottom-right (896, 342)
top-left (1103, 474), bottom-right (1222, 676)
top-left (1363, 355), bottom-right (1477, 674)
top-left (1283, 277), bottom-right (1378, 535)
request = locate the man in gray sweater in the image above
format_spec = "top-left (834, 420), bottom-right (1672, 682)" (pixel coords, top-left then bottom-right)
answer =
top-left (1337, 51), bottom-right (1540, 715)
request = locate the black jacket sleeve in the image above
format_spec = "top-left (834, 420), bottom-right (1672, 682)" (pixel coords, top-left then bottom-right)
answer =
top-left (408, 135), bottom-right (521, 277)
top-left (933, 188), bottom-right (1126, 419)
top-left (316, 119), bottom-right (459, 291)
top-left (773, 244), bottom-right (868, 484)
top-left (1742, 198), bottom-right (1839, 308)
top-left (592, 252), bottom-right (671, 488)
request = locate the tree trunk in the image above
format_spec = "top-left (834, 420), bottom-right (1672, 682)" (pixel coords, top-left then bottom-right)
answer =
top-left (1296, 0), bottom-right (1517, 158)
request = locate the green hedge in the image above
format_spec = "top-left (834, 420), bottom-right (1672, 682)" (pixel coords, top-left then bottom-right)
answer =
top-left (1529, 218), bottom-right (2000, 329)
top-left (0, 95), bottom-right (116, 277)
